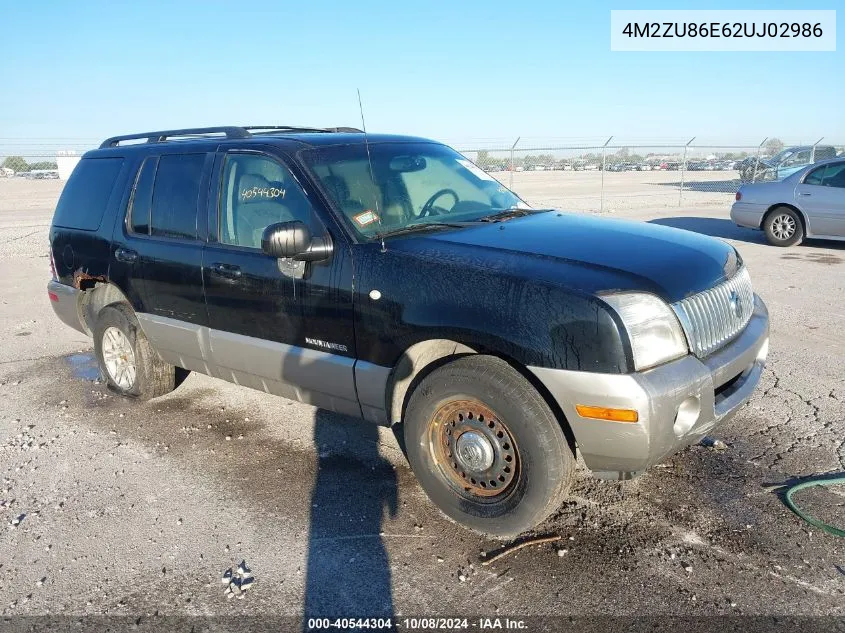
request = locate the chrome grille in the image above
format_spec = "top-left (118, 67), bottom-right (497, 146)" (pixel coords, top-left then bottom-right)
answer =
top-left (672, 267), bottom-right (754, 358)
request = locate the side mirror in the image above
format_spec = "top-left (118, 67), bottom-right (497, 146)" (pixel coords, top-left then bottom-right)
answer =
top-left (261, 221), bottom-right (332, 262)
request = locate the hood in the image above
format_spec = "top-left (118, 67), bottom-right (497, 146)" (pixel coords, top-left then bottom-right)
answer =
top-left (391, 212), bottom-right (740, 303)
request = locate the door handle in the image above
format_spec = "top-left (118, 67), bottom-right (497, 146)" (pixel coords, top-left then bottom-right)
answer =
top-left (115, 247), bottom-right (138, 263)
top-left (798, 192), bottom-right (812, 196)
top-left (209, 262), bottom-right (242, 279)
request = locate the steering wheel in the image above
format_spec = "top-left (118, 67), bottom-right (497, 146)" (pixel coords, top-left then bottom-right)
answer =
top-left (419, 189), bottom-right (459, 218)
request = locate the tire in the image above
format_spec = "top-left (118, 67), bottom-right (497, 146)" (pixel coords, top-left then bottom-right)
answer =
top-left (93, 303), bottom-right (176, 400)
top-left (404, 355), bottom-right (574, 539)
top-left (763, 206), bottom-right (804, 247)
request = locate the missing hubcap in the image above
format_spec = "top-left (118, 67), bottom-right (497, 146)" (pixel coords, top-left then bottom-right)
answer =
top-left (428, 399), bottom-right (519, 499)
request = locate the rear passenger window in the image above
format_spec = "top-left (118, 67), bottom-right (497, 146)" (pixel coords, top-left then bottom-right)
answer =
top-left (53, 157), bottom-right (124, 231)
top-left (149, 154), bottom-right (206, 240)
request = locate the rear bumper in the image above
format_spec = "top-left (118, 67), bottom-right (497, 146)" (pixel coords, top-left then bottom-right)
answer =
top-left (730, 202), bottom-right (766, 229)
top-left (47, 280), bottom-right (86, 334)
top-left (529, 295), bottom-right (769, 478)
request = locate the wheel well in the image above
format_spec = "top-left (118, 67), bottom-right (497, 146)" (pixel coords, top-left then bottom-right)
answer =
top-left (764, 203), bottom-right (806, 233)
top-left (388, 341), bottom-right (577, 455)
top-left (388, 339), bottom-right (477, 425)
top-left (78, 282), bottom-right (132, 335)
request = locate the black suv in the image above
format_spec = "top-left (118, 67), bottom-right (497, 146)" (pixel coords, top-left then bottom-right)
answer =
top-left (48, 126), bottom-right (769, 537)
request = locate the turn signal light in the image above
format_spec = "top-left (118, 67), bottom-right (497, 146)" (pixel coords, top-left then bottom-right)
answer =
top-left (575, 404), bottom-right (639, 423)
top-left (735, 191), bottom-right (742, 201)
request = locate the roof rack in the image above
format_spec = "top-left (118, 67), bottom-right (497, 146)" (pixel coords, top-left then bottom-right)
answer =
top-left (99, 125), bottom-right (363, 148)
top-left (100, 127), bottom-right (250, 148)
top-left (242, 125), bottom-right (362, 134)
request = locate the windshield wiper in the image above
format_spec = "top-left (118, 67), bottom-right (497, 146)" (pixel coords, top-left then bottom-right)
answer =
top-left (478, 207), bottom-right (538, 222)
top-left (377, 221), bottom-right (479, 239)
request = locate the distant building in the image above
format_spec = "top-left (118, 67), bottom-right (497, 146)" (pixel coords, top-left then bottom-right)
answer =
top-left (57, 151), bottom-right (82, 180)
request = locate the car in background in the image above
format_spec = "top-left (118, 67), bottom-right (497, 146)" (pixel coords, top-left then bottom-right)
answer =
top-left (635, 163), bottom-right (652, 171)
top-left (739, 145), bottom-right (838, 183)
top-left (731, 158), bottom-right (845, 246)
top-left (608, 162), bottom-right (637, 172)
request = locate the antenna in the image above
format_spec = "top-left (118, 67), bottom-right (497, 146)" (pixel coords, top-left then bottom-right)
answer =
top-left (357, 89), bottom-right (386, 253)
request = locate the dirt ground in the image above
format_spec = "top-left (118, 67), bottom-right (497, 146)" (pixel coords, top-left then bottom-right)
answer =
top-left (0, 178), bottom-right (843, 630)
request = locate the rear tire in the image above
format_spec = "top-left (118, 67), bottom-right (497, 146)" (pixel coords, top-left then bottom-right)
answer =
top-left (93, 303), bottom-right (176, 400)
top-left (404, 355), bottom-right (574, 539)
top-left (763, 206), bottom-right (803, 247)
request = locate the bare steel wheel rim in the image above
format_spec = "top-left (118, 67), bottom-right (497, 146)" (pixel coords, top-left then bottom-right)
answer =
top-left (101, 326), bottom-right (136, 390)
top-left (771, 214), bottom-right (796, 241)
top-left (428, 399), bottom-right (519, 499)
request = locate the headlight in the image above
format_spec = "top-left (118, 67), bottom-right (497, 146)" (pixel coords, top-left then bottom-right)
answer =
top-left (602, 293), bottom-right (688, 371)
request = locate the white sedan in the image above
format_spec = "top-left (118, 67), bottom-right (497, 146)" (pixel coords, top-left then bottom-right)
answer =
top-left (731, 158), bottom-right (845, 246)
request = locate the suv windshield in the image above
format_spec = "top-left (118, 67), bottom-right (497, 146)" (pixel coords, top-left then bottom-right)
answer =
top-left (769, 149), bottom-right (794, 165)
top-left (301, 142), bottom-right (529, 239)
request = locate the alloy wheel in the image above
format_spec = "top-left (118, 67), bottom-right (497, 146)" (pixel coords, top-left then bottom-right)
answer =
top-left (771, 213), bottom-right (796, 241)
top-left (101, 326), bottom-right (137, 390)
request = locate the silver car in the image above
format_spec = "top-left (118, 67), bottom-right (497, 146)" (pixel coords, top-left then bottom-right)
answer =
top-left (731, 158), bottom-right (845, 246)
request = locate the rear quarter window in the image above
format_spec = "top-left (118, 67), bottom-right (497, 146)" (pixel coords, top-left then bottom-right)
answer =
top-left (52, 157), bottom-right (125, 231)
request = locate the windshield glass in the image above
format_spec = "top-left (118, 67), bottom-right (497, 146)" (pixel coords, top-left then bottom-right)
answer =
top-left (301, 142), bottom-right (528, 239)
top-left (769, 149), bottom-right (794, 164)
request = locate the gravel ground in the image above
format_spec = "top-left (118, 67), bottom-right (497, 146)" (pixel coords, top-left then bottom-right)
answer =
top-left (0, 179), bottom-right (843, 630)
top-left (495, 168), bottom-right (740, 212)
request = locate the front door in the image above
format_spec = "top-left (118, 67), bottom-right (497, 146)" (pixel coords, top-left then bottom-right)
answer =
top-left (796, 162), bottom-right (845, 236)
top-left (202, 148), bottom-right (358, 416)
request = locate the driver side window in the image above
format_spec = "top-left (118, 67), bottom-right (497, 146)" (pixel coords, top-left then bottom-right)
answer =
top-left (804, 165), bottom-right (826, 186)
top-left (219, 153), bottom-right (313, 249)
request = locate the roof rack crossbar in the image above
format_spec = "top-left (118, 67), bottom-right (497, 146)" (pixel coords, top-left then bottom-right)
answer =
top-left (242, 126), bottom-right (363, 134)
top-left (242, 125), bottom-right (331, 133)
top-left (100, 126), bottom-right (251, 148)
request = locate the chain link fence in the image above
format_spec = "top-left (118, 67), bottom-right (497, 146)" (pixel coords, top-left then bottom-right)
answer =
top-left (459, 138), bottom-right (845, 212)
top-left (1, 136), bottom-right (843, 213)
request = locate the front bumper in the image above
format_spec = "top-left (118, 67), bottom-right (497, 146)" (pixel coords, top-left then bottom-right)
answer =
top-left (529, 295), bottom-right (769, 478)
top-left (730, 202), bottom-right (766, 229)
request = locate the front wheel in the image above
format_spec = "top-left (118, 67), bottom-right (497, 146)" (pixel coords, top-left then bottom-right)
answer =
top-left (404, 355), bottom-right (574, 539)
top-left (763, 206), bottom-right (804, 247)
top-left (93, 303), bottom-right (176, 399)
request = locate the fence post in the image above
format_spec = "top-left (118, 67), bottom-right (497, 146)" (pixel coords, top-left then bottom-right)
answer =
top-left (509, 136), bottom-right (520, 190)
top-left (751, 137), bottom-right (767, 183)
top-left (678, 136), bottom-right (695, 207)
top-left (811, 136), bottom-right (824, 162)
top-left (600, 136), bottom-right (613, 212)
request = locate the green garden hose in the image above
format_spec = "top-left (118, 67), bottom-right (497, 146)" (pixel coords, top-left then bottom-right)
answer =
top-left (783, 475), bottom-right (845, 537)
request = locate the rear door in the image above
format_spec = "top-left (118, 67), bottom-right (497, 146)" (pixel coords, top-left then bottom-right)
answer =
top-left (110, 151), bottom-right (213, 370)
top-left (796, 162), bottom-right (845, 236)
top-left (202, 146), bottom-right (358, 416)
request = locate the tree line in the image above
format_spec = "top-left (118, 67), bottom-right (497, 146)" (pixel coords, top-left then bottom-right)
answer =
top-left (1, 156), bottom-right (59, 172)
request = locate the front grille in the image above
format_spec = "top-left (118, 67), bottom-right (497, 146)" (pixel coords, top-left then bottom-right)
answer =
top-left (672, 267), bottom-right (754, 358)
